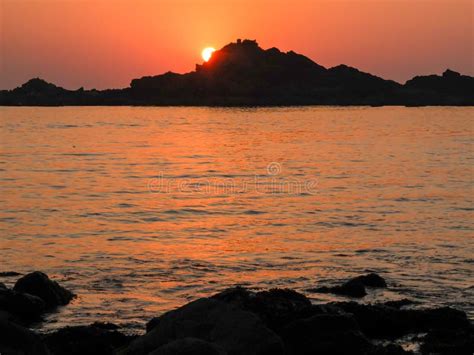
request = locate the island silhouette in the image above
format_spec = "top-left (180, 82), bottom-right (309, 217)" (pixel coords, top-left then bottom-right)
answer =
top-left (1, 39), bottom-right (473, 106)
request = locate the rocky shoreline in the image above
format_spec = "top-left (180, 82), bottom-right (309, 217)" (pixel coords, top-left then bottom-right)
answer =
top-left (1, 272), bottom-right (472, 355)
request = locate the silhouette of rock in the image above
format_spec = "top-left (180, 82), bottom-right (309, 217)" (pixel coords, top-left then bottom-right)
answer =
top-left (13, 271), bottom-right (74, 308)
top-left (310, 279), bottom-right (368, 298)
top-left (0, 271), bottom-right (22, 277)
top-left (382, 299), bottom-right (414, 309)
top-left (1, 39), bottom-right (472, 106)
top-left (130, 39), bottom-right (400, 105)
top-left (0, 286), bottom-right (46, 322)
top-left (0, 276), bottom-right (473, 355)
top-left (0, 310), bottom-right (49, 355)
top-left (331, 302), bottom-right (471, 338)
top-left (420, 328), bottom-right (474, 355)
top-left (281, 313), bottom-right (373, 355)
top-left (148, 337), bottom-right (226, 355)
top-left (211, 287), bottom-right (313, 331)
top-left (90, 321), bottom-right (121, 330)
top-left (124, 297), bottom-right (285, 355)
top-left (309, 273), bottom-right (387, 298)
top-left (18, 78), bottom-right (66, 94)
top-left (404, 69), bottom-right (474, 105)
top-left (352, 273), bottom-right (387, 288)
top-left (44, 323), bottom-right (134, 355)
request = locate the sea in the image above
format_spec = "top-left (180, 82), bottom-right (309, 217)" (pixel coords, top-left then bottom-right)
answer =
top-left (0, 106), bottom-right (472, 333)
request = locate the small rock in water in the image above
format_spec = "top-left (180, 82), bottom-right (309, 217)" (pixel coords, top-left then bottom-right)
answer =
top-left (310, 279), bottom-right (368, 298)
top-left (13, 271), bottom-right (74, 308)
top-left (308, 273), bottom-right (387, 298)
top-left (352, 273), bottom-right (387, 288)
top-left (91, 321), bottom-right (120, 330)
top-left (0, 271), bottom-right (22, 277)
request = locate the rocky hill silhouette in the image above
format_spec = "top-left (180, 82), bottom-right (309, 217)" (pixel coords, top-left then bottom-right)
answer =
top-left (1, 39), bottom-right (473, 106)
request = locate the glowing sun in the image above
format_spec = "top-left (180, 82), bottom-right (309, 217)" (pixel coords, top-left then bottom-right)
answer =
top-left (202, 47), bottom-right (215, 62)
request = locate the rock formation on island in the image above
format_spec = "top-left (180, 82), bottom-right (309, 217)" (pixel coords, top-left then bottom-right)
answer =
top-left (1, 39), bottom-right (473, 106)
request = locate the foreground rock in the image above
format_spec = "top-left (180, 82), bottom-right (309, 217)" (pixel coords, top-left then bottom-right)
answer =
top-left (331, 301), bottom-right (471, 339)
top-left (0, 286), bottom-right (46, 322)
top-left (44, 323), bottom-right (134, 355)
top-left (1, 271), bottom-right (473, 355)
top-left (420, 328), bottom-right (474, 355)
top-left (13, 271), bottom-right (74, 308)
top-left (124, 297), bottom-right (285, 355)
top-left (210, 287), bottom-right (313, 332)
top-left (0, 310), bottom-right (49, 355)
top-left (309, 273), bottom-right (387, 298)
top-left (148, 337), bottom-right (226, 355)
top-left (1, 271), bottom-right (74, 325)
top-left (281, 313), bottom-right (372, 355)
top-left (135, 285), bottom-right (472, 355)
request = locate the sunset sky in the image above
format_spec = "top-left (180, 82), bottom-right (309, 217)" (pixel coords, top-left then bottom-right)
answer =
top-left (1, 0), bottom-right (472, 90)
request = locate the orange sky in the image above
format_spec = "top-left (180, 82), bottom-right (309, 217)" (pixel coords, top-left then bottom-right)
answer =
top-left (1, 0), bottom-right (472, 89)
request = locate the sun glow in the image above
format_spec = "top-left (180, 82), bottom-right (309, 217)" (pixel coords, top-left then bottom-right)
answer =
top-left (201, 47), bottom-right (215, 62)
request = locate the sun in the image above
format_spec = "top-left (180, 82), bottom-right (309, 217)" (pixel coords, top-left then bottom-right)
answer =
top-left (202, 47), bottom-right (215, 62)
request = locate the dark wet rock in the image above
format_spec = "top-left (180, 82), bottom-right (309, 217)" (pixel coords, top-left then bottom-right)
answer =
top-left (310, 278), bottom-right (368, 298)
top-left (281, 313), bottom-right (373, 355)
top-left (3, 283), bottom-right (473, 355)
top-left (148, 337), bottom-right (226, 355)
top-left (124, 297), bottom-right (285, 355)
top-left (0, 286), bottom-right (46, 321)
top-left (14, 271), bottom-right (74, 308)
top-left (420, 328), bottom-right (474, 355)
top-left (352, 273), bottom-right (387, 288)
top-left (417, 306), bottom-right (471, 330)
top-left (382, 299), bottom-right (414, 309)
top-left (332, 302), bottom-right (471, 338)
top-left (90, 321), bottom-right (120, 330)
top-left (143, 287), bottom-right (472, 355)
top-left (309, 273), bottom-right (387, 298)
top-left (211, 287), bottom-right (314, 331)
top-left (44, 324), bottom-right (134, 355)
top-left (146, 316), bottom-right (161, 333)
top-left (0, 271), bottom-right (22, 277)
top-left (0, 310), bottom-right (49, 355)
top-left (0, 282), bottom-right (6, 289)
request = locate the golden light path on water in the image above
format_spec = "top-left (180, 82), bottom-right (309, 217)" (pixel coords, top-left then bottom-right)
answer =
top-left (0, 106), bottom-right (472, 332)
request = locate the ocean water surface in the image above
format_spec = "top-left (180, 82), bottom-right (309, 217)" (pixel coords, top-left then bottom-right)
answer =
top-left (0, 106), bottom-right (472, 332)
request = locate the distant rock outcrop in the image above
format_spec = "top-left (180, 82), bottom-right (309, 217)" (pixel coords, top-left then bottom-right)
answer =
top-left (1, 39), bottom-right (473, 106)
